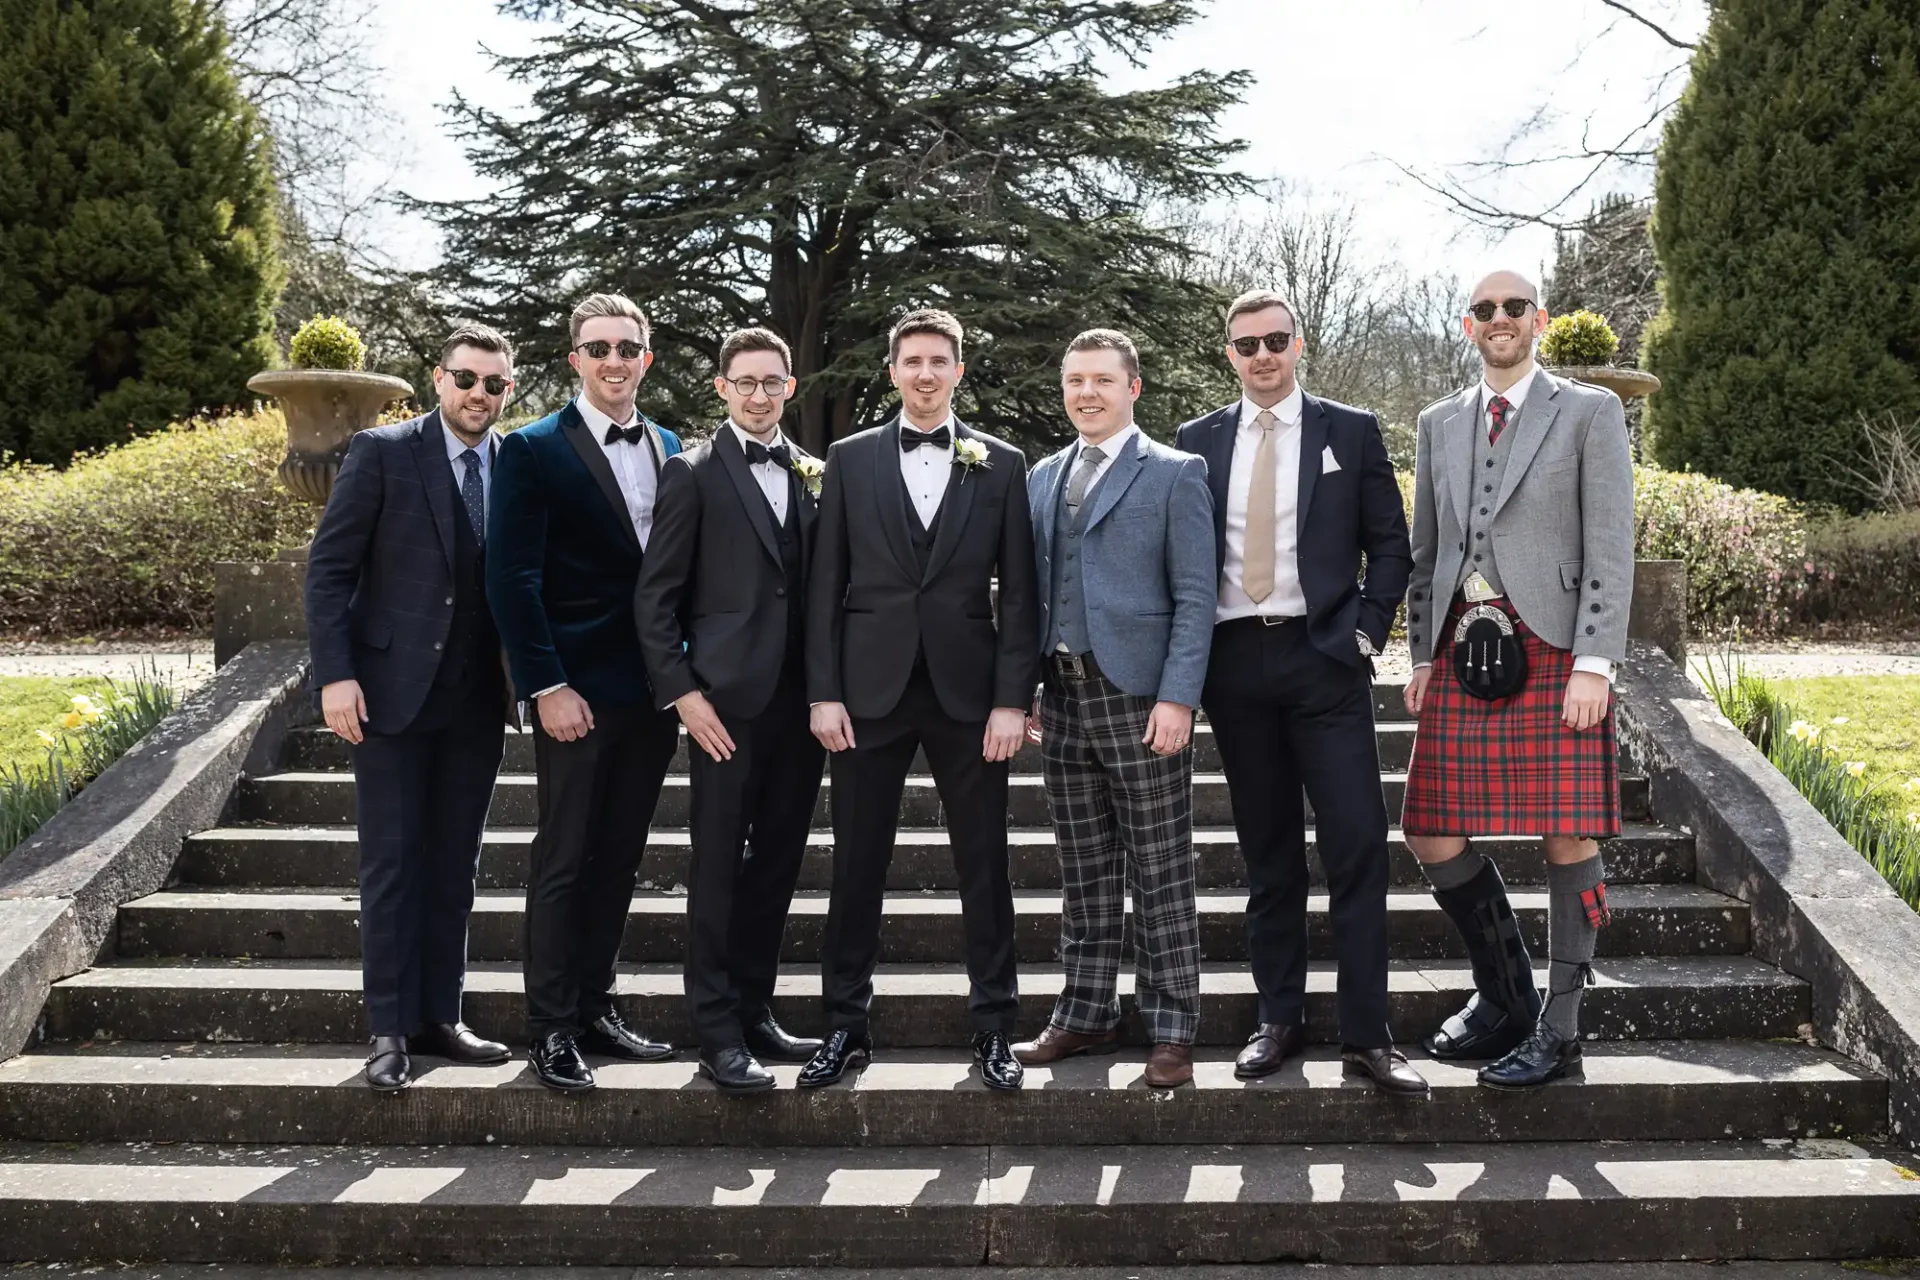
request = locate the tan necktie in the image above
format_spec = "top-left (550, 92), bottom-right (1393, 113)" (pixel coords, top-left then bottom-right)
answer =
top-left (1242, 409), bottom-right (1278, 603)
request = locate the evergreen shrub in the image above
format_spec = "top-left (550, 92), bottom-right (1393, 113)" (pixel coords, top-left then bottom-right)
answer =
top-left (288, 316), bottom-right (366, 371)
top-left (1540, 311), bottom-right (1620, 366)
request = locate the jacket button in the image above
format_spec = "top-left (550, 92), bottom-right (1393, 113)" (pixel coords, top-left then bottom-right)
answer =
top-left (1591, 603), bottom-right (1601, 613)
top-left (1479, 508), bottom-right (1489, 516)
top-left (1484, 484), bottom-right (1493, 493)
top-left (1473, 554), bottom-right (1483, 563)
top-left (775, 587), bottom-right (786, 597)
top-left (1458, 542), bottom-right (1465, 552)
top-left (1410, 613), bottom-right (1420, 623)
top-left (1475, 532), bottom-right (1484, 541)
top-left (445, 596), bottom-right (455, 606)
top-left (1486, 459), bottom-right (1495, 468)
top-left (1590, 579), bottom-right (1601, 589)
top-left (1586, 625), bottom-right (1596, 635)
top-left (433, 642), bottom-right (444, 651)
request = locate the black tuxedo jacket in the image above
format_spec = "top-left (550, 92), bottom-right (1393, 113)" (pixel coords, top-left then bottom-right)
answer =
top-left (1174, 392), bottom-right (1412, 667)
top-left (805, 416), bottom-right (1039, 723)
top-left (635, 426), bottom-right (819, 722)
top-left (304, 411), bottom-right (506, 736)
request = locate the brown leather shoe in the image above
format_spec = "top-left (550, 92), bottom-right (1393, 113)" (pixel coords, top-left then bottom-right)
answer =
top-left (1234, 1022), bottom-right (1307, 1079)
top-left (1012, 1024), bottom-right (1120, 1066)
top-left (1144, 1042), bottom-right (1193, 1088)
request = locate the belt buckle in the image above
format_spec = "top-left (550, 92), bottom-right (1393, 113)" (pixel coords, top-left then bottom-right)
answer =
top-left (1056, 653), bottom-right (1087, 680)
top-left (1462, 572), bottom-right (1501, 604)
top-left (1258, 613), bottom-right (1288, 627)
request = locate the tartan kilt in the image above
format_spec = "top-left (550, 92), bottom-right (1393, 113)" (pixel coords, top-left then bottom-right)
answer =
top-left (1401, 596), bottom-right (1621, 838)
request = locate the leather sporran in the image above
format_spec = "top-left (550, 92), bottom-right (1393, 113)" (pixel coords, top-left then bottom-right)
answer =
top-left (1451, 604), bottom-right (1528, 701)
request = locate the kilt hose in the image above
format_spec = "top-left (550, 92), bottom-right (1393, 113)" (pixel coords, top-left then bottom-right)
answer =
top-left (1038, 672), bottom-right (1202, 1046)
top-left (1402, 596), bottom-right (1621, 839)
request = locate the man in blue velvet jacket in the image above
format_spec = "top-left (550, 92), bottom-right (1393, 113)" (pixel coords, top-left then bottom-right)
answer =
top-left (486, 292), bottom-right (684, 1093)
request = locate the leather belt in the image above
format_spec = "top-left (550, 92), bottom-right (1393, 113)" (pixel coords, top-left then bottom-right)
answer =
top-left (1049, 650), bottom-right (1104, 681)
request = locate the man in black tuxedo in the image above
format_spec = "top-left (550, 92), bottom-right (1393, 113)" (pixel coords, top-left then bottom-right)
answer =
top-left (801, 309), bottom-right (1039, 1091)
top-left (487, 293), bottom-right (685, 1093)
top-left (305, 322), bottom-right (518, 1091)
top-left (1174, 288), bottom-right (1424, 1095)
top-left (635, 327), bottom-right (827, 1092)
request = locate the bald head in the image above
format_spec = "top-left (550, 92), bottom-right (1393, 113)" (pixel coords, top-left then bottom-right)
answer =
top-left (1470, 270), bottom-right (1540, 306)
top-left (1463, 269), bottom-right (1547, 381)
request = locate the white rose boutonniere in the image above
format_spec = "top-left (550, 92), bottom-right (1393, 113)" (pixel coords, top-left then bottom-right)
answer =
top-left (953, 437), bottom-right (992, 483)
top-left (792, 454), bottom-right (825, 498)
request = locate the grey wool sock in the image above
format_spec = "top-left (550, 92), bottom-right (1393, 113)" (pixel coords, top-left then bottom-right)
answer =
top-left (1544, 854), bottom-right (1607, 1037)
top-left (1419, 846), bottom-right (1487, 893)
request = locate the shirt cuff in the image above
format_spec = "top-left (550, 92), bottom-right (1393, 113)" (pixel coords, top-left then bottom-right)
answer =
top-left (1354, 629), bottom-right (1376, 658)
top-left (1572, 655), bottom-right (1616, 683)
top-left (532, 683), bottom-right (568, 699)
top-left (1412, 661), bottom-right (1432, 671)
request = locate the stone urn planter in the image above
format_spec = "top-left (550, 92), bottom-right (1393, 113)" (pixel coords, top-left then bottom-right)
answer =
top-left (247, 368), bottom-right (413, 506)
top-left (1545, 365), bottom-right (1661, 402)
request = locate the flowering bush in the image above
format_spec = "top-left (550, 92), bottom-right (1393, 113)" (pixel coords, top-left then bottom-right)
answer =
top-left (1633, 465), bottom-right (1809, 636)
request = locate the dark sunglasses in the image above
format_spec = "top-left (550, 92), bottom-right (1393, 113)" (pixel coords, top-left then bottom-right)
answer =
top-left (1469, 298), bottom-right (1537, 322)
top-left (574, 339), bottom-right (647, 360)
top-left (1230, 330), bottom-right (1294, 358)
top-left (445, 369), bottom-right (509, 396)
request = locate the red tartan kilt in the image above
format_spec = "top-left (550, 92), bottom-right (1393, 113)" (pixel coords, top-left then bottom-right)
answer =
top-left (1401, 598), bottom-right (1621, 838)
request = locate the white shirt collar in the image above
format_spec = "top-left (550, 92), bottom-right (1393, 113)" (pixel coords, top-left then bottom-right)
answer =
top-left (899, 411), bottom-right (955, 438)
top-left (574, 393), bottom-right (636, 437)
top-left (1075, 422), bottom-right (1138, 462)
top-left (728, 421), bottom-right (789, 457)
top-left (440, 417), bottom-right (491, 468)
top-left (1238, 383), bottom-right (1304, 428)
top-left (1480, 365), bottom-right (1540, 414)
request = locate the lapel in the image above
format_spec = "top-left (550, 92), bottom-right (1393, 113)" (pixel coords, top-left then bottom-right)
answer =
top-left (1199, 405), bottom-right (1237, 552)
top-left (869, 416), bottom-right (919, 581)
top-left (1492, 372), bottom-right (1563, 517)
top-left (922, 418), bottom-right (982, 585)
top-left (561, 401), bottom-right (641, 551)
top-left (1082, 428), bottom-right (1146, 533)
top-left (408, 410), bottom-right (458, 571)
top-left (714, 425), bottom-right (782, 567)
top-left (1440, 386), bottom-right (1477, 533)
top-left (1294, 392), bottom-right (1331, 547)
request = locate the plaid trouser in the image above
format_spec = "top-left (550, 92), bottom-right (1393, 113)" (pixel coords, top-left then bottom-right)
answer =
top-left (1040, 672), bottom-right (1202, 1045)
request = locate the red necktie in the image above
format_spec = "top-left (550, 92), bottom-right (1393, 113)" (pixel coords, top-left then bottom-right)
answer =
top-left (1488, 395), bottom-right (1511, 446)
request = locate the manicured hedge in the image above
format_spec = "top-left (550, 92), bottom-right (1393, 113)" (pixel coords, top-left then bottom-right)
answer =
top-left (1799, 510), bottom-right (1920, 635)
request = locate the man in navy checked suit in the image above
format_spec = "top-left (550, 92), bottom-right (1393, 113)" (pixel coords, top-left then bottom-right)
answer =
top-left (305, 322), bottom-right (519, 1091)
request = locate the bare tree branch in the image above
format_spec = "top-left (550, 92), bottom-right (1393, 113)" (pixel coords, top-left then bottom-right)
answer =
top-left (1599, 0), bottom-right (1697, 49)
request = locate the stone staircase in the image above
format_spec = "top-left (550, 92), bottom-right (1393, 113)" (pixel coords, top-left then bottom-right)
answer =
top-left (1, 682), bottom-right (1916, 1267)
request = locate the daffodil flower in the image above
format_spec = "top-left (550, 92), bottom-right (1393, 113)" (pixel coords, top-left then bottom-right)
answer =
top-left (60, 711), bottom-right (84, 730)
top-left (1830, 716), bottom-right (1850, 726)
top-left (1844, 761), bottom-right (1866, 777)
top-left (36, 730), bottom-right (56, 746)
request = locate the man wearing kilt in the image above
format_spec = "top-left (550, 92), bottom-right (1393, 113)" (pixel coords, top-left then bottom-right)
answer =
top-left (1402, 269), bottom-right (1635, 1089)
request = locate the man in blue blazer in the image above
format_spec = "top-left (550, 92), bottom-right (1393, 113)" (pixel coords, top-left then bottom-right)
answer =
top-left (1174, 288), bottom-right (1423, 1095)
top-left (1012, 329), bottom-right (1216, 1089)
top-left (487, 293), bottom-right (683, 1092)
top-left (305, 322), bottom-right (518, 1090)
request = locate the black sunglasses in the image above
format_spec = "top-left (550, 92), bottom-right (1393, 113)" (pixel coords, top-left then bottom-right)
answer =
top-left (574, 339), bottom-right (648, 360)
top-left (445, 369), bottom-right (509, 396)
top-left (1469, 298), bottom-right (1537, 322)
top-left (1230, 330), bottom-right (1294, 358)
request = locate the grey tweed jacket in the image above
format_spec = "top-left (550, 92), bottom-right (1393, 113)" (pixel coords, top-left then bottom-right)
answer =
top-left (1406, 371), bottom-right (1635, 665)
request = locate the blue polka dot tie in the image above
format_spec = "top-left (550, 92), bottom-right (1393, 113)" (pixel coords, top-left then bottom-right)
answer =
top-left (459, 450), bottom-right (484, 539)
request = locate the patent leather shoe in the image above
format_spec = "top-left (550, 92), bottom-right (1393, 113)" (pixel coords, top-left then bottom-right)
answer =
top-left (364, 1036), bottom-right (410, 1091)
top-left (700, 1045), bottom-right (776, 1092)
top-left (410, 1022), bottom-right (509, 1065)
top-left (972, 1031), bottom-right (1024, 1091)
top-left (796, 1029), bottom-right (872, 1088)
top-left (1234, 1022), bottom-right (1308, 1079)
top-left (1012, 1023), bottom-right (1119, 1065)
top-left (743, 1013), bottom-right (823, 1064)
top-left (1478, 1022), bottom-right (1583, 1090)
top-left (1341, 1045), bottom-right (1431, 1096)
top-left (581, 1011), bottom-right (674, 1062)
top-left (1423, 995), bottom-right (1531, 1062)
top-left (529, 1032), bottom-right (595, 1092)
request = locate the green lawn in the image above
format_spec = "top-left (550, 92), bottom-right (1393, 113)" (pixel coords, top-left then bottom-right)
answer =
top-left (1772, 674), bottom-right (1920, 803)
top-left (0, 675), bottom-right (112, 779)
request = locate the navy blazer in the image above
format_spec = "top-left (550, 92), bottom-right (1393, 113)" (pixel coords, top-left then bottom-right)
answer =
top-left (485, 400), bottom-right (682, 707)
top-left (1174, 393), bottom-right (1412, 666)
top-left (304, 410), bottom-right (502, 736)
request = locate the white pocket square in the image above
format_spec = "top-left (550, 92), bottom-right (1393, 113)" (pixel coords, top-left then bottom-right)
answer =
top-left (1321, 446), bottom-right (1341, 474)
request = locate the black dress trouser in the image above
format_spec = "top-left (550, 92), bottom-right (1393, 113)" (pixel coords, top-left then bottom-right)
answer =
top-left (1201, 618), bottom-right (1393, 1048)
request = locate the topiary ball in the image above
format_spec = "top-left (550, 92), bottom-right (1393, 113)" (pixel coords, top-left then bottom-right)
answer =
top-left (1540, 310), bottom-right (1620, 367)
top-left (289, 315), bottom-right (367, 371)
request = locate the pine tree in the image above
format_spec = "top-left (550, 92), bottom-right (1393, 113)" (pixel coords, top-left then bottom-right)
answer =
top-left (1644, 0), bottom-right (1920, 509)
top-left (427, 0), bottom-right (1248, 455)
top-left (0, 0), bottom-right (282, 463)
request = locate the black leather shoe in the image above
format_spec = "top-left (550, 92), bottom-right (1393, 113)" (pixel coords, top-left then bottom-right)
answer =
top-left (743, 1013), bottom-right (824, 1064)
top-left (796, 1029), bottom-right (872, 1088)
top-left (580, 1012), bottom-right (674, 1062)
top-left (972, 1031), bottom-right (1024, 1091)
top-left (410, 1022), bottom-right (509, 1065)
top-left (1478, 1022), bottom-right (1583, 1090)
top-left (699, 1046), bottom-right (776, 1093)
top-left (529, 1032), bottom-right (595, 1092)
top-left (1423, 995), bottom-right (1533, 1062)
top-left (1234, 1022), bottom-right (1308, 1079)
top-left (364, 1036), bottom-right (410, 1091)
top-left (1341, 1045), bottom-right (1431, 1096)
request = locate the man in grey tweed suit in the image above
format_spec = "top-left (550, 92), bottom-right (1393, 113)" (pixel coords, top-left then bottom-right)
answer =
top-left (1012, 329), bottom-right (1216, 1089)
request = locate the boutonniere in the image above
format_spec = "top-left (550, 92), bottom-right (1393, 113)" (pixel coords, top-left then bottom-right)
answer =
top-left (953, 437), bottom-right (992, 483)
top-left (791, 453), bottom-right (824, 498)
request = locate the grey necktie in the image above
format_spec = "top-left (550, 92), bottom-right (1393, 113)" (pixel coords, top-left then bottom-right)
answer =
top-left (1066, 445), bottom-right (1106, 513)
top-left (1242, 410), bottom-right (1278, 603)
top-left (459, 449), bottom-right (485, 539)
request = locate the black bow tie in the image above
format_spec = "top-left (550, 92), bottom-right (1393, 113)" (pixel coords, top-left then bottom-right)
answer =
top-left (745, 439), bottom-right (791, 467)
top-left (900, 425), bottom-right (951, 452)
top-left (603, 422), bottom-right (648, 446)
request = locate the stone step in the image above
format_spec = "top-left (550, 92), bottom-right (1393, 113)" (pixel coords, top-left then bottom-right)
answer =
top-left (0, 1138), bottom-right (1913, 1266)
top-left (235, 771), bottom-right (1654, 828)
top-left (0, 1266), bottom-right (1890, 1279)
top-left (0, 1041), bottom-right (1878, 1149)
top-left (44, 956), bottom-right (1810, 1047)
top-left (115, 884), bottom-right (1750, 965)
top-left (177, 823), bottom-right (1699, 891)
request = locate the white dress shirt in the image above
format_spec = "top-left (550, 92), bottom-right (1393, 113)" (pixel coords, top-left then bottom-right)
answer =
top-left (729, 421), bottom-right (791, 525)
top-left (575, 394), bottom-right (660, 550)
top-left (898, 413), bottom-right (955, 529)
top-left (1216, 385), bottom-right (1307, 623)
top-left (440, 420), bottom-right (492, 527)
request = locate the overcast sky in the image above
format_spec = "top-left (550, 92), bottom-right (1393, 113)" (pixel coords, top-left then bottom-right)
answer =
top-left (357, 0), bottom-right (1708, 290)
